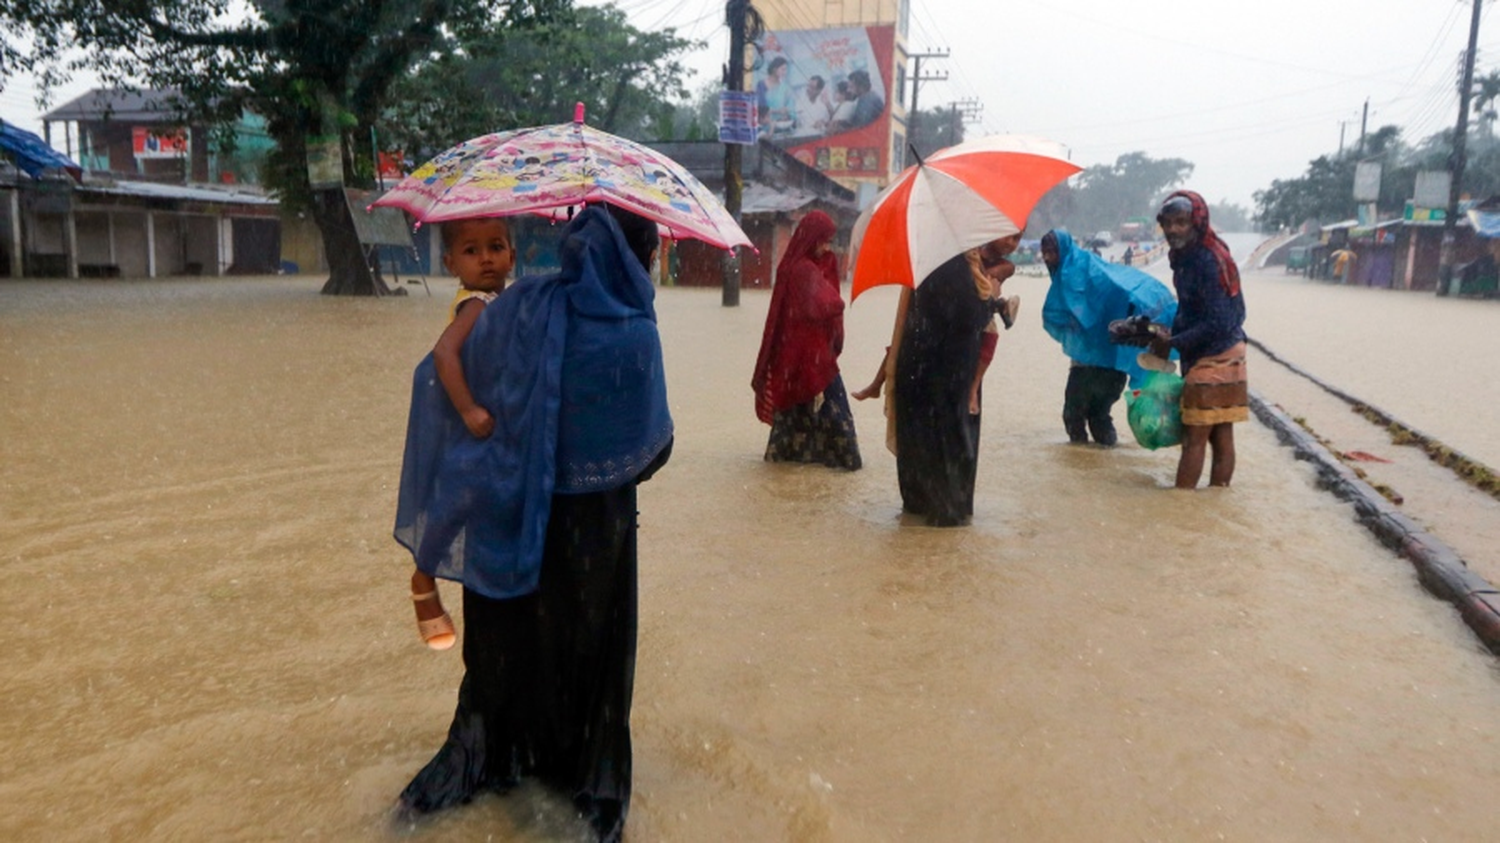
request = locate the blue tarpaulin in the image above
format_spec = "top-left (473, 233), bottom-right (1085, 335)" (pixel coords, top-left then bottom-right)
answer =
top-left (0, 119), bottom-right (81, 181)
top-left (1467, 207), bottom-right (1500, 239)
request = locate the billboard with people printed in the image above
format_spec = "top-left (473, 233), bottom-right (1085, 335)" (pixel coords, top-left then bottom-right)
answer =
top-left (752, 25), bottom-right (896, 182)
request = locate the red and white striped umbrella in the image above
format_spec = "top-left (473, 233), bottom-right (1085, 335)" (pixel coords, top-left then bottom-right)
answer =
top-left (849, 134), bottom-right (1080, 299)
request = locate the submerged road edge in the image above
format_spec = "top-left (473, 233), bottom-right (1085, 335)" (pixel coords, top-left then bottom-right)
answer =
top-left (1250, 390), bottom-right (1500, 657)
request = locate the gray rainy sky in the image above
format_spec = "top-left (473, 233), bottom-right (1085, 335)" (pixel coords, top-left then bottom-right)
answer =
top-left (619, 0), bottom-right (1492, 208)
top-left (0, 0), bottom-right (1489, 210)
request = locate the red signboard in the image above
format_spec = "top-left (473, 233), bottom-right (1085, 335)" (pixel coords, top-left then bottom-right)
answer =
top-left (132, 126), bottom-right (190, 159)
top-left (377, 151), bottom-right (407, 180)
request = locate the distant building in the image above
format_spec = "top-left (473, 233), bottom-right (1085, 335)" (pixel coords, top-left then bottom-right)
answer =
top-left (646, 139), bottom-right (858, 288)
top-left (0, 88), bottom-right (282, 278)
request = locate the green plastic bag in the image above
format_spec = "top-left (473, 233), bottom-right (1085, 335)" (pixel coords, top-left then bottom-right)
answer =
top-left (1125, 370), bottom-right (1184, 450)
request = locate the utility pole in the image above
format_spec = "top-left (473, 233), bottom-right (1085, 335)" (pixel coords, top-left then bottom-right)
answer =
top-left (721, 0), bottom-right (750, 307)
top-left (1337, 116), bottom-right (1358, 156)
top-left (907, 48), bottom-right (949, 157)
top-left (1357, 97), bottom-right (1369, 155)
top-left (947, 98), bottom-right (982, 147)
top-left (1438, 0), bottom-right (1485, 297)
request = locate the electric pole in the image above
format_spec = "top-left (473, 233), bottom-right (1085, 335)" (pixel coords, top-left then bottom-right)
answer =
top-left (722, 0), bottom-right (750, 307)
top-left (948, 98), bottom-right (983, 147)
top-left (1438, 0), bottom-right (1485, 296)
top-left (1357, 97), bottom-right (1369, 155)
top-left (1337, 115), bottom-right (1358, 156)
top-left (907, 48), bottom-right (949, 157)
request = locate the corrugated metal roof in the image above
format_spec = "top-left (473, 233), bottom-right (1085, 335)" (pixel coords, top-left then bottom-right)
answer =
top-left (1320, 219), bottom-right (1359, 231)
top-left (76, 179), bottom-right (277, 206)
top-left (741, 183), bottom-right (818, 215)
top-left (43, 88), bottom-right (188, 123)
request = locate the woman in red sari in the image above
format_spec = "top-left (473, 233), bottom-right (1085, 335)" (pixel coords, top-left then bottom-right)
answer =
top-left (751, 210), bottom-right (862, 470)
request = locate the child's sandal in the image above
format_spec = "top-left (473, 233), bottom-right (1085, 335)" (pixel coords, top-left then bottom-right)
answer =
top-left (411, 590), bottom-right (456, 651)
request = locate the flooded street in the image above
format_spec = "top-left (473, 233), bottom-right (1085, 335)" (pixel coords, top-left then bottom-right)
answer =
top-left (4, 271), bottom-right (1500, 840)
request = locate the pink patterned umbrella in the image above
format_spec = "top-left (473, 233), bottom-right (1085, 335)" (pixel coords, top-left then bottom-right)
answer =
top-left (372, 105), bottom-right (751, 250)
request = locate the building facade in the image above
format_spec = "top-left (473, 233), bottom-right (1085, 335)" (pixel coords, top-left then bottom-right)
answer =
top-left (0, 89), bottom-right (284, 279)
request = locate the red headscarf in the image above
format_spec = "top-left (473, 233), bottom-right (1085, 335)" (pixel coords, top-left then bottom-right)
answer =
top-left (1161, 189), bottom-right (1240, 296)
top-left (751, 211), bottom-right (845, 424)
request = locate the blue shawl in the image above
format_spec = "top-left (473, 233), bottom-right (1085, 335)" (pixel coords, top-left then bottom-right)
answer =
top-left (393, 207), bottom-right (673, 599)
top-left (1040, 230), bottom-right (1178, 387)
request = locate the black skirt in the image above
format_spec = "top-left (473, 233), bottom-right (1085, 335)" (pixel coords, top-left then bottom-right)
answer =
top-left (764, 375), bottom-right (862, 470)
top-left (400, 486), bottom-right (639, 842)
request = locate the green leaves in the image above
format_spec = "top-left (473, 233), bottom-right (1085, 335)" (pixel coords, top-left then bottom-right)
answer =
top-left (379, 3), bottom-right (700, 161)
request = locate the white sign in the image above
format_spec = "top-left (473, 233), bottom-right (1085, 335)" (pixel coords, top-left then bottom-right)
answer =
top-left (1353, 161), bottom-right (1382, 201)
top-left (1413, 170), bottom-right (1451, 209)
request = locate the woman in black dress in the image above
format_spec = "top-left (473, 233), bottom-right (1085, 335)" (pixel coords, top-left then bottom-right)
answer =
top-left (893, 238), bottom-right (1015, 526)
top-left (393, 204), bottom-right (673, 841)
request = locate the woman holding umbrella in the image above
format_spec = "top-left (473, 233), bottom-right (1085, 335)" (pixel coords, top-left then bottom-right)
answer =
top-left (843, 134), bottom-right (1080, 526)
top-left (381, 110), bottom-right (748, 841)
top-left (392, 205), bottom-right (673, 841)
top-left (751, 210), bottom-right (861, 470)
top-left (891, 236), bottom-right (1017, 526)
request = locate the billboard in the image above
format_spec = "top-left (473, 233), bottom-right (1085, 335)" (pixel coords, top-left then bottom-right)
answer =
top-left (752, 25), bottom-right (895, 180)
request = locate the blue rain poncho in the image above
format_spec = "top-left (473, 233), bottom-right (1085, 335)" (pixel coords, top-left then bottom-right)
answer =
top-left (1040, 230), bottom-right (1178, 387)
top-left (393, 207), bottom-right (674, 599)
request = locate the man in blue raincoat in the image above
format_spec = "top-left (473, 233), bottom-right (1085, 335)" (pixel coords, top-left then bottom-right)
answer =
top-left (1040, 229), bottom-right (1177, 446)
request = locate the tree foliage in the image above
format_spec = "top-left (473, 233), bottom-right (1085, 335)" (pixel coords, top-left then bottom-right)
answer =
top-left (1252, 125), bottom-right (1405, 231)
top-left (0, 0), bottom-right (564, 294)
top-left (907, 106), bottom-right (967, 160)
top-left (381, 3), bottom-right (699, 164)
top-left (669, 80), bottom-right (723, 142)
top-left (1208, 200), bottom-right (1252, 232)
top-left (1033, 151), bottom-right (1192, 239)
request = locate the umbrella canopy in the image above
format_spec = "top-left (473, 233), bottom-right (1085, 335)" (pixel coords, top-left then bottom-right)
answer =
top-left (848, 134), bottom-right (1080, 299)
top-left (372, 107), bottom-right (751, 250)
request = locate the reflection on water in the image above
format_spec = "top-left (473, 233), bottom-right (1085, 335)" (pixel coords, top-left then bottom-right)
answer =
top-left (3, 275), bottom-right (1500, 840)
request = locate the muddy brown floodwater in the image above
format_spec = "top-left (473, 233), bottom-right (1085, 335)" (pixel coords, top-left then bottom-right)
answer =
top-left (3, 272), bottom-right (1500, 841)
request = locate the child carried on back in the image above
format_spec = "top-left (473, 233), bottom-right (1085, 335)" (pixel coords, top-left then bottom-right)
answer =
top-left (406, 217), bottom-right (515, 650)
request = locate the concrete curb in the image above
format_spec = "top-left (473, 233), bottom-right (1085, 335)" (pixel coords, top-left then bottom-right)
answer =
top-left (1250, 391), bottom-right (1500, 655)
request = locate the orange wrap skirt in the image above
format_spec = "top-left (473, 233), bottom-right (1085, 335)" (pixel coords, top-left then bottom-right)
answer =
top-left (1181, 342), bottom-right (1248, 426)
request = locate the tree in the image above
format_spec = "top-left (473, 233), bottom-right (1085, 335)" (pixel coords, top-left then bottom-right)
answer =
top-left (1061, 151), bottom-right (1193, 237)
top-left (0, 0), bottom-right (564, 295)
top-left (669, 81), bottom-right (723, 142)
top-left (1207, 200), bottom-right (1252, 232)
top-left (907, 106), bottom-right (966, 160)
top-left (1252, 125), bottom-right (1406, 231)
top-left (1028, 182), bottom-right (1075, 236)
top-left (1473, 69), bottom-right (1500, 140)
top-left (381, 3), bottom-right (699, 163)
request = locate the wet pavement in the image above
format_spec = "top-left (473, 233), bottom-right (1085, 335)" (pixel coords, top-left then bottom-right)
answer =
top-left (3, 269), bottom-right (1500, 840)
